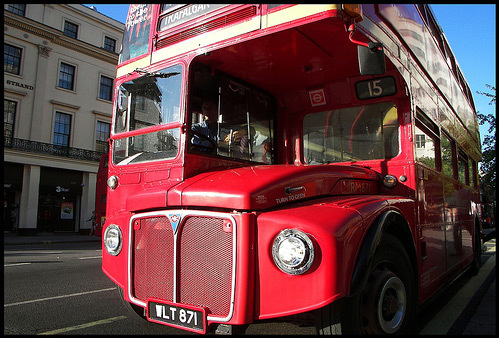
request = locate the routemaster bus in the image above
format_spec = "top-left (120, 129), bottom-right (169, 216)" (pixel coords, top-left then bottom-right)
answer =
top-left (102, 4), bottom-right (483, 335)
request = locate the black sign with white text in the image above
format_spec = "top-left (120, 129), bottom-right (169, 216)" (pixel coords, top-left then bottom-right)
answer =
top-left (147, 299), bottom-right (206, 333)
top-left (159, 4), bottom-right (226, 31)
top-left (355, 76), bottom-right (396, 100)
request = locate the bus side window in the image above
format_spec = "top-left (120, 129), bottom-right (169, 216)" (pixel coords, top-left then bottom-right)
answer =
top-left (441, 131), bottom-right (455, 178)
top-left (458, 150), bottom-right (469, 185)
top-left (414, 124), bottom-right (437, 169)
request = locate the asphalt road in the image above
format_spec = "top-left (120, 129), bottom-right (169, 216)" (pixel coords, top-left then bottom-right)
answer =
top-left (3, 237), bottom-right (495, 335)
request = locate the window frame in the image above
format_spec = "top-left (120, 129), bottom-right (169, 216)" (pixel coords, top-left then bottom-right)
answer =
top-left (104, 36), bottom-right (116, 53)
top-left (457, 149), bottom-right (470, 186)
top-left (4, 43), bottom-right (23, 75)
top-left (6, 4), bottom-right (26, 16)
top-left (57, 61), bottom-right (77, 91)
top-left (99, 75), bottom-right (114, 101)
top-left (96, 121), bottom-right (111, 153)
top-left (53, 111), bottom-right (73, 147)
top-left (440, 129), bottom-right (456, 179)
top-left (4, 99), bottom-right (18, 141)
top-left (63, 20), bottom-right (79, 39)
top-left (414, 109), bottom-right (441, 171)
top-left (302, 101), bottom-right (400, 164)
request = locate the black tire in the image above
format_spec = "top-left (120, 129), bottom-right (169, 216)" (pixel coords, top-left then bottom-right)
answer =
top-left (117, 286), bottom-right (147, 320)
top-left (316, 233), bottom-right (416, 335)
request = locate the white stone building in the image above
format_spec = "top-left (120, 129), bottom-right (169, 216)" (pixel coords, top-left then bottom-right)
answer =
top-left (4, 4), bottom-right (124, 234)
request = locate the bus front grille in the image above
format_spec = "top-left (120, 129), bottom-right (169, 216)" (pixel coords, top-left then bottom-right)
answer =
top-left (131, 213), bottom-right (235, 318)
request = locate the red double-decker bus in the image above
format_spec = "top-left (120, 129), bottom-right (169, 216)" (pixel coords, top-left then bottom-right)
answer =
top-left (102, 4), bottom-right (482, 334)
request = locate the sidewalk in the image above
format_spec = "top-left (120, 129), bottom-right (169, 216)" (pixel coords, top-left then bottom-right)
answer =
top-left (3, 231), bottom-right (101, 245)
top-left (462, 237), bottom-right (496, 335)
top-left (463, 275), bottom-right (496, 334)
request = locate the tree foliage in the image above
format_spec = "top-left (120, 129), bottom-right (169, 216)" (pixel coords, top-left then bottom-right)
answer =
top-left (476, 84), bottom-right (496, 204)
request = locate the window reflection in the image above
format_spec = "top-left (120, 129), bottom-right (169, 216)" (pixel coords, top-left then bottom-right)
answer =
top-left (113, 64), bottom-right (182, 165)
top-left (303, 102), bottom-right (399, 164)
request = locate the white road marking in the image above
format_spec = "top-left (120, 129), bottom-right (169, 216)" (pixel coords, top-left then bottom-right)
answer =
top-left (4, 288), bottom-right (116, 307)
top-left (4, 262), bottom-right (32, 267)
top-left (37, 315), bottom-right (127, 335)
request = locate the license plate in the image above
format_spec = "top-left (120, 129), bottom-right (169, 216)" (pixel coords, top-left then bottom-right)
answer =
top-left (147, 298), bottom-right (206, 333)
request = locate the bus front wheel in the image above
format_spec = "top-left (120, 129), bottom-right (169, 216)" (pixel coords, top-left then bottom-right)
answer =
top-left (316, 233), bottom-right (416, 335)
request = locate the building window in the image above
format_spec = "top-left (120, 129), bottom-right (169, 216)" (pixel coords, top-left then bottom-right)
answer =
top-left (4, 99), bottom-right (17, 140)
top-left (415, 134), bottom-right (425, 148)
top-left (104, 36), bottom-right (116, 52)
top-left (96, 121), bottom-right (110, 153)
top-left (99, 76), bottom-right (114, 101)
top-left (63, 20), bottom-right (79, 39)
top-left (414, 125), bottom-right (436, 169)
top-left (58, 62), bottom-right (76, 90)
top-left (54, 112), bottom-right (72, 147)
top-left (4, 43), bottom-right (22, 75)
top-left (6, 4), bottom-right (26, 16)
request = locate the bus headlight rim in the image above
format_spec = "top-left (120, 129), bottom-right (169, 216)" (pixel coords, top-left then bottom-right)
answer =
top-left (272, 229), bottom-right (314, 275)
top-left (107, 175), bottom-right (118, 190)
top-left (103, 224), bottom-right (122, 256)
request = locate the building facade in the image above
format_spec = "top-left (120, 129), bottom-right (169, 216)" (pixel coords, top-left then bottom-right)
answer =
top-left (4, 4), bottom-right (124, 234)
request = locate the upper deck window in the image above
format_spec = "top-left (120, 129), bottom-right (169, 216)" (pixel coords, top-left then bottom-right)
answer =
top-left (303, 102), bottom-right (399, 164)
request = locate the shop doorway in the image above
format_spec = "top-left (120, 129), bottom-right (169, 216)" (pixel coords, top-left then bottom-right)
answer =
top-left (38, 168), bottom-right (82, 232)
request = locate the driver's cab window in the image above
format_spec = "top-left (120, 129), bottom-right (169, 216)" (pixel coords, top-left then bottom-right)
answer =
top-left (188, 63), bottom-right (274, 164)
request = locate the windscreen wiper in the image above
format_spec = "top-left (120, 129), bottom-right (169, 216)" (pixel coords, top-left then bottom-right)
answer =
top-left (127, 68), bottom-right (180, 78)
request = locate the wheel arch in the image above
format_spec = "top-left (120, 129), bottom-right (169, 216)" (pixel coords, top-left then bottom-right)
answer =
top-left (349, 209), bottom-right (418, 298)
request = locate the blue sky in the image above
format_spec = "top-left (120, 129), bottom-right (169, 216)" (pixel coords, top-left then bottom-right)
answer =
top-left (84, 4), bottom-right (495, 141)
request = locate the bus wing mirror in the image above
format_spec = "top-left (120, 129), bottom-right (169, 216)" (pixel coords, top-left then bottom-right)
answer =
top-left (358, 43), bottom-right (386, 75)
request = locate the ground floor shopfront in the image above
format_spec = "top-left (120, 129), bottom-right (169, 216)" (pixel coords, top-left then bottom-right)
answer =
top-left (4, 154), bottom-right (98, 235)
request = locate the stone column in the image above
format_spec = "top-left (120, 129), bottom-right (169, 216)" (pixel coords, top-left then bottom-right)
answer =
top-left (30, 44), bottom-right (52, 142)
top-left (18, 165), bottom-right (41, 235)
top-left (80, 172), bottom-right (97, 233)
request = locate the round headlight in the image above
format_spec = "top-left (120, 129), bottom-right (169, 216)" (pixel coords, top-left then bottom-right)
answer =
top-left (103, 224), bottom-right (122, 256)
top-left (107, 175), bottom-right (118, 190)
top-left (272, 229), bottom-right (314, 275)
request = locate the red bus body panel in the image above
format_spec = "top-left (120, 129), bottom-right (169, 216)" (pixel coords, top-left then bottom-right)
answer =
top-left (168, 164), bottom-right (379, 210)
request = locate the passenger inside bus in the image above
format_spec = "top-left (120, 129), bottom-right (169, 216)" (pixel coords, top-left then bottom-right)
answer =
top-left (190, 98), bottom-right (257, 159)
top-left (191, 99), bottom-right (219, 151)
top-left (188, 62), bottom-right (274, 164)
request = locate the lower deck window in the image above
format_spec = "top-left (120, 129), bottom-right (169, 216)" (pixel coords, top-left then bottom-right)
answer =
top-left (303, 102), bottom-right (399, 164)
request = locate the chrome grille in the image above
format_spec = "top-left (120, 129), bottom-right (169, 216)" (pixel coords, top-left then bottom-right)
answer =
top-left (178, 216), bottom-right (233, 316)
top-left (132, 216), bottom-right (174, 302)
top-left (130, 212), bottom-right (235, 318)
